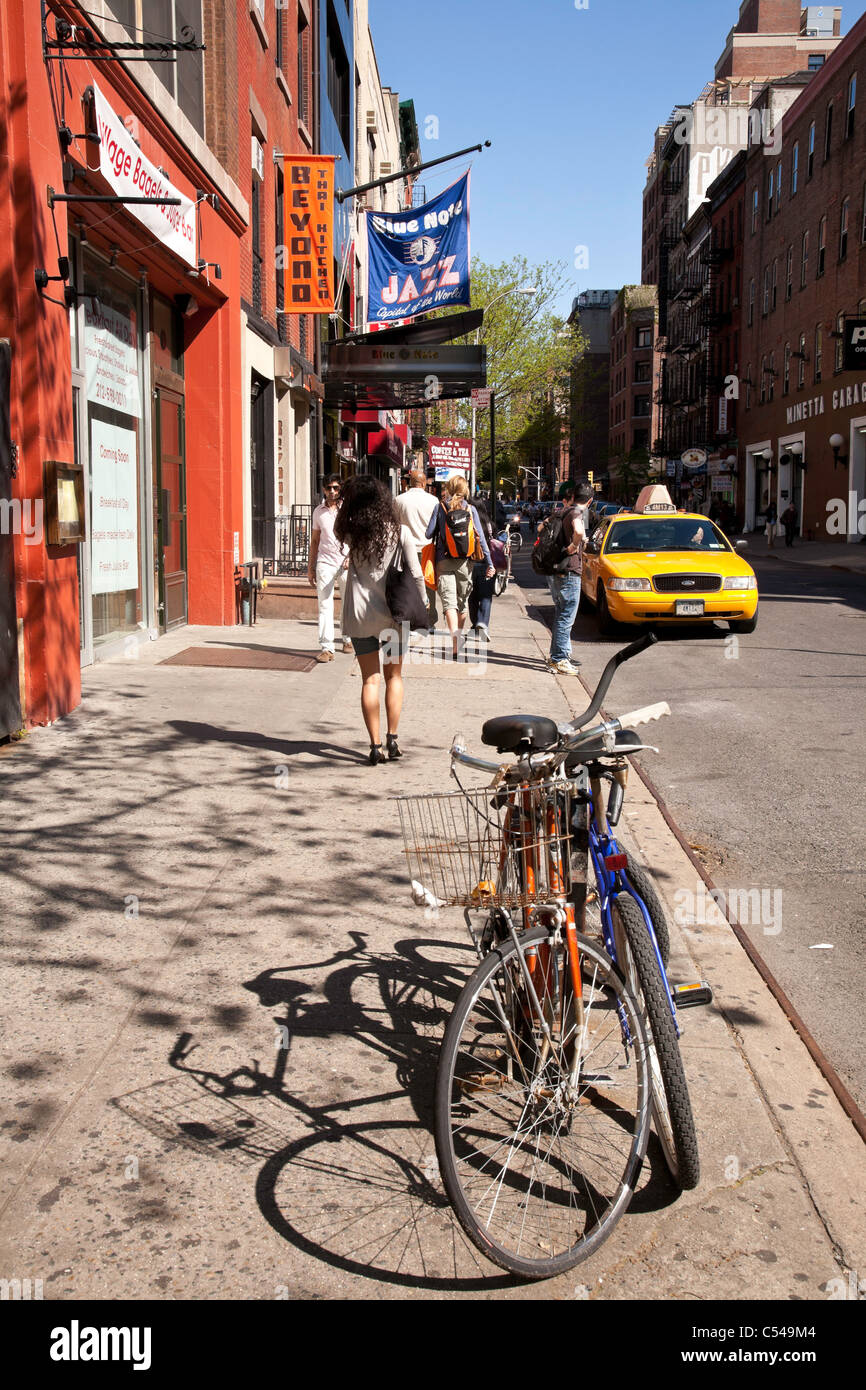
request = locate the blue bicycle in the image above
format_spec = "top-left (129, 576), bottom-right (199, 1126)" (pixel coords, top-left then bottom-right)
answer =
top-left (566, 715), bottom-right (705, 1191)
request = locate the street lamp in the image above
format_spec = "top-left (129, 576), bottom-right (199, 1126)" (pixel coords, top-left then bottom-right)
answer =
top-left (471, 284), bottom-right (538, 497)
top-left (830, 432), bottom-right (847, 469)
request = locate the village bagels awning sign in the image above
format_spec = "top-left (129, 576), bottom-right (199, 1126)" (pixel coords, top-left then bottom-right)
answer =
top-left (90, 82), bottom-right (197, 268)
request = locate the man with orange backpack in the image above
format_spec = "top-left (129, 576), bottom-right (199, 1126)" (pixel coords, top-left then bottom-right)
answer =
top-left (426, 475), bottom-right (494, 660)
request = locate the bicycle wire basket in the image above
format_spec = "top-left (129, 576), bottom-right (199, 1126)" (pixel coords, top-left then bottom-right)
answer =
top-left (395, 780), bottom-right (574, 910)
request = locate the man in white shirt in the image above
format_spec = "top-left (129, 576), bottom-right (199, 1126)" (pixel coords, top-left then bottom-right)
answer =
top-left (394, 468), bottom-right (438, 628)
top-left (308, 475), bottom-right (350, 662)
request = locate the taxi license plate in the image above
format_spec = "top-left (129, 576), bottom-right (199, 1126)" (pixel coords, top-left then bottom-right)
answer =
top-left (676, 600), bottom-right (704, 616)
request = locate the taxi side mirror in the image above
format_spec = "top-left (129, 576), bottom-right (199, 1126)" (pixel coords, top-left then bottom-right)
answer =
top-left (735, 538), bottom-right (748, 550)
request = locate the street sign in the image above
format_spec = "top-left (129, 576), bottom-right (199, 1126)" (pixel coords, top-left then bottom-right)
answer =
top-left (471, 388), bottom-right (492, 408)
top-left (843, 319), bottom-right (866, 373)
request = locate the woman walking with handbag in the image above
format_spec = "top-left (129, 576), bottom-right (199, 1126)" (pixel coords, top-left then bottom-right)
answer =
top-left (426, 475), bottom-right (494, 660)
top-left (336, 476), bottom-right (426, 765)
top-left (468, 498), bottom-right (500, 644)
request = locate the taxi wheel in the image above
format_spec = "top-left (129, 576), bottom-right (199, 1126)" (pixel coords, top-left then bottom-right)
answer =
top-left (729, 611), bottom-right (758, 634)
top-left (597, 585), bottom-right (617, 636)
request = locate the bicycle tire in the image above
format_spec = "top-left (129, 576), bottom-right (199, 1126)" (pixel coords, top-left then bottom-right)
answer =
top-left (622, 852), bottom-right (671, 968)
top-left (494, 570), bottom-right (508, 597)
top-left (434, 924), bottom-right (651, 1279)
top-left (610, 895), bottom-right (700, 1191)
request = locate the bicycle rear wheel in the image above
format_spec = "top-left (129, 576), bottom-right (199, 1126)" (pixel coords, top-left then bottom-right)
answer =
top-left (610, 895), bottom-right (700, 1190)
top-left (494, 570), bottom-right (508, 597)
top-left (434, 924), bottom-right (651, 1279)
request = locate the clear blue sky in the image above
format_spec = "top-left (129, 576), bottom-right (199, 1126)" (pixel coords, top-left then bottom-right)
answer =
top-left (369, 0), bottom-right (866, 317)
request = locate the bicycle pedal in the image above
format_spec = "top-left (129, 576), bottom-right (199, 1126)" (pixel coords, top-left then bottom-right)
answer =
top-left (672, 981), bottom-right (713, 1008)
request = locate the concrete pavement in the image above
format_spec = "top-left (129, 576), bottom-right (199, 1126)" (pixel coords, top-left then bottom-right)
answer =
top-left (0, 582), bottom-right (864, 1299)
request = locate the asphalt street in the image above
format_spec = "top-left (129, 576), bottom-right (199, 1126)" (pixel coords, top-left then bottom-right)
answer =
top-left (519, 542), bottom-right (866, 1114)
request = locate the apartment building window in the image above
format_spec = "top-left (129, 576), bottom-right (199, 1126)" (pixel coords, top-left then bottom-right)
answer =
top-left (817, 215), bottom-right (827, 276)
top-left (751, 186), bottom-right (759, 232)
top-left (824, 103), bottom-right (833, 161)
top-left (327, 4), bottom-right (351, 151)
top-left (808, 54), bottom-right (825, 71)
top-left (298, 10), bottom-right (310, 128)
top-left (772, 259), bottom-right (778, 311)
top-left (275, 0), bottom-right (283, 73)
top-left (785, 246), bottom-right (793, 301)
top-left (763, 266), bottom-right (770, 315)
top-left (847, 75), bottom-right (857, 140)
top-left (791, 141), bottom-right (799, 194)
top-left (783, 343), bottom-right (791, 395)
top-left (798, 333), bottom-right (806, 389)
top-left (634, 396), bottom-right (650, 418)
top-left (808, 121), bottom-right (816, 177)
top-left (863, 183), bottom-right (866, 243)
top-left (835, 313), bottom-right (846, 372)
top-left (840, 198), bottom-right (850, 260)
top-left (766, 169), bottom-right (774, 220)
top-left (768, 351), bottom-right (775, 402)
top-left (745, 364), bottom-right (752, 410)
top-left (775, 162), bottom-right (782, 212)
top-left (760, 355), bottom-right (767, 403)
top-left (636, 327), bottom-right (652, 349)
top-left (748, 277), bottom-right (755, 325)
top-left (634, 361), bottom-right (651, 383)
top-left (801, 229), bottom-right (809, 286)
top-left (121, 1), bottom-right (204, 136)
top-left (815, 324), bottom-right (822, 383)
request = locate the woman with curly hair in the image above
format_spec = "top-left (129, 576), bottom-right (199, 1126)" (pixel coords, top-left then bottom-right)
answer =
top-left (335, 475), bottom-right (425, 765)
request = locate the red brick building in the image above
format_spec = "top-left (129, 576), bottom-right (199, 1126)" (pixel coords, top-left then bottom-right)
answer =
top-left (608, 286), bottom-right (661, 500)
top-left (740, 10), bottom-right (866, 543)
top-left (0, 0), bottom-right (246, 730)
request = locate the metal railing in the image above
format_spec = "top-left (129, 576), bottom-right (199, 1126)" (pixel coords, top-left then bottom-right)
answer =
top-left (260, 505), bottom-right (313, 576)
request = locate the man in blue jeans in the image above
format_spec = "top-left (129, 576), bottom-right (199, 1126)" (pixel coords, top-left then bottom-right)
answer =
top-left (547, 481), bottom-right (593, 675)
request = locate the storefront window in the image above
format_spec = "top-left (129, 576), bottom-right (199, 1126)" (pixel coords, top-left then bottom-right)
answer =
top-left (82, 256), bottom-right (146, 648)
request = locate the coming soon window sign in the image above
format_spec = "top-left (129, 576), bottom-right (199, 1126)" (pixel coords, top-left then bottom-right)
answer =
top-left (280, 156), bottom-right (336, 313)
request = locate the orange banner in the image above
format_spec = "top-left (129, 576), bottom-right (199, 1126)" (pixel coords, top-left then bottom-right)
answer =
top-left (281, 155), bottom-right (336, 314)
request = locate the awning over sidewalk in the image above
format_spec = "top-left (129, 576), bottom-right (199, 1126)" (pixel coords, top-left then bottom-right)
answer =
top-left (323, 310), bottom-right (487, 409)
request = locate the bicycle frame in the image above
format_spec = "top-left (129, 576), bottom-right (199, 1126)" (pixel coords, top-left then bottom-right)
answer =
top-left (585, 774), bottom-right (681, 1039)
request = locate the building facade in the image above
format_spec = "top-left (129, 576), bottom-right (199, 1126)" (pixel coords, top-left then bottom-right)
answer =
top-left (608, 286), bottom-right (661, 500)
top-left (568, 289), bottom-right (617, 485)
top-left (1, 0), bottom-right (246, 732)
top-left (739, 10), bottom-right (866, 541)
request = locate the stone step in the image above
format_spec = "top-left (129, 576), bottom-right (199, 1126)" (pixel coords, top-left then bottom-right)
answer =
top-left (258, 575), bottom-right (341, 621)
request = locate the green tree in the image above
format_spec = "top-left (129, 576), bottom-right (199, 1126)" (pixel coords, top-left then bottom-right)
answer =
top-left (442, 255), bottom-right (583, 492)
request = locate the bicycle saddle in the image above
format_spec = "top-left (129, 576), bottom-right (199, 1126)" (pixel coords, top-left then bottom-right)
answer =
top-left (565, 729), bottom-right (644, 767)
top-left (481, 715), bottom-right (559, 754)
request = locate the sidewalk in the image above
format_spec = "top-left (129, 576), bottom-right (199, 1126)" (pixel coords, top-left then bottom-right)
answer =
top-left (0, 587), bottom-right (863, 1300)
top-left (756, 538), bottom-right (866, 573)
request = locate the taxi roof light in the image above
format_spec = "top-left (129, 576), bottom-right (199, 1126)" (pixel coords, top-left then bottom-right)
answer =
top-left (634, 484), bottom-right (677, 514)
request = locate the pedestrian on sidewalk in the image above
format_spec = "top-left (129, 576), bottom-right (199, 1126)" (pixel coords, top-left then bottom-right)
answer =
top-left (781, 502), bottom-right (797, 548)
top-left (336, 475), bottom-right (426, 765)
top-left (394, 467), bottom-right (438, 630)
top-left (547, 480), bottom-right (592, 676)
top-left (426, 475), bottom-right (494, 661)
top-left (468, 497), bottom-right (497, 644)
top-left (765, 499), bottom-right (778, 549)
top-left (309, 475), bottom-right (351, 662)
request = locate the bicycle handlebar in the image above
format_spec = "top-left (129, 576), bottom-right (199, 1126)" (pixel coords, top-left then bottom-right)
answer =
top-left (563, 631), bottom-right (658, 732)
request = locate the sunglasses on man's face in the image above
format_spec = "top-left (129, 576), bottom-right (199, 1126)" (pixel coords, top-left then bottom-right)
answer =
top-left (326, 485), bottom-right (341, 494)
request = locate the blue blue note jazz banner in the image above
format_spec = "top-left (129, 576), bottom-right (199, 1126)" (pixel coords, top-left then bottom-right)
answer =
top-left (366, 173), bottom-right (471, 325)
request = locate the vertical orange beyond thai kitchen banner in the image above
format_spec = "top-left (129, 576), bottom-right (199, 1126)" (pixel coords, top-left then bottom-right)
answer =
top-left (281, 155), bottom-right (336, 313)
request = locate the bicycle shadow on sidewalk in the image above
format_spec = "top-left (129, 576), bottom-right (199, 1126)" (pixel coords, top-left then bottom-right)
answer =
top-left (114, 929), bottom-right (520, 1290)
top-left (114, 927), bottom-right (685, 1290)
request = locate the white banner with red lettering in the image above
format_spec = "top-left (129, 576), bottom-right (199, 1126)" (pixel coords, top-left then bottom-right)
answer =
top-left (92, 82), bottom-right (197, 268)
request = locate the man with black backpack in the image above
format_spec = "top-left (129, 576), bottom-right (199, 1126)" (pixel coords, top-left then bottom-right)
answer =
top-left (532, 480), bottom-right (592, 675)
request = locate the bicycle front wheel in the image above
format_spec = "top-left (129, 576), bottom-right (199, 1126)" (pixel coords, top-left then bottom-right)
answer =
top-left (610, 895), bottom-right (700, 1190)
top-left (494, 570), bottom-right (508, 597)
top-left (434, 924), bottom-right (651, 1279)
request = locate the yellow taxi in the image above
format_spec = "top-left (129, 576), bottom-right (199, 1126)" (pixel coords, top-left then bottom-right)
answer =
top-left (581, 486), bottom-right (759, 635)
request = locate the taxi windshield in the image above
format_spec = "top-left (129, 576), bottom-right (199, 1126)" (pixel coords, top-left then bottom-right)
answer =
top-left (604, 517), bottom-right (731, 554)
